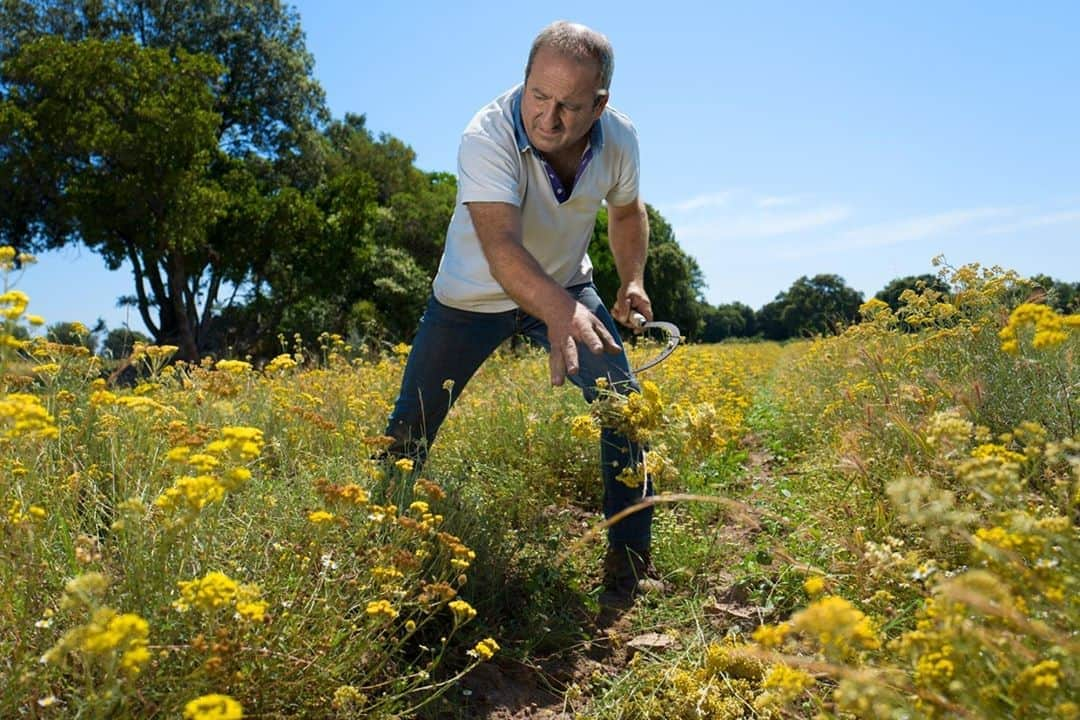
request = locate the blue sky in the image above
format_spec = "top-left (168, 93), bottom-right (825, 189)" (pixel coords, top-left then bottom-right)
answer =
top-left (17, 1), bottom-right (1080, 334)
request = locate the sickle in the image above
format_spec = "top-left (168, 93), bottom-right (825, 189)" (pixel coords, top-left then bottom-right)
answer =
top-left (628, 312), bottom-right (681, 373)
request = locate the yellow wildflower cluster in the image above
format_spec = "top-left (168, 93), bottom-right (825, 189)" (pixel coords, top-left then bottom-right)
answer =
top-left (331, 685), bottom-right (367, 712)
top-left (0, 245), bottom-right (37, 271)
top-left (753, 663), bottom-right (816, 713)
top-left (89, 388), bottom-right (174, 415)
top-left (626, 640), bottom-right (765, 720)
top-left (4, 498), bottom-right (46, 528)
top-left (365, 599), bottom-right (398, 621)
top-left (0, 392), bottom-right (59, 440)
top-left (130, 342), bottom-right (179, 375)
top-left (215, 359), bottom-right (253, 375)
top-left (308, 509), bottom-right (336, 525)
top-left (174, 571), bottom-right (267, 622)
top-left (0, 287), bottom-right (30, 321)
top-left (786, 595), bottom-right (881, 660)
top-left (999, 302), bottom-right (1080, 354)
top-left (469, 637), bottom-right (500, 661)
top-left (263, 353), bottom-right (298, 374)
top-left (437, 531), bottom-right (476, 570)
top-left (155, 426), bottom-right (263, 525)
top-left (448, 599), bottom-right (477, 624)
top-left (569, 413), bottom-right (600, 441)
top-left (592, 380), bottom-right (665, 443)
top-left (42, 607), bottom-right (151, 676)
top-left (183, 693), bottom-right (244, 720)
top-left (42, 574), bottom-right (152, 679)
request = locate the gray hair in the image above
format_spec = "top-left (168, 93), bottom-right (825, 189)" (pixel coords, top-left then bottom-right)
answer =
top-left (525, 21), bottom-right (614, 102)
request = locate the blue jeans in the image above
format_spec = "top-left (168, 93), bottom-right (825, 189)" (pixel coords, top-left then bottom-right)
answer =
top-left (384, 283), bottom-right (653, 552)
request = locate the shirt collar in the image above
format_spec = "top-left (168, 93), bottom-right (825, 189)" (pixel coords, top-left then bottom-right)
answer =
top-left (511, 84), bottom-right (605, 155)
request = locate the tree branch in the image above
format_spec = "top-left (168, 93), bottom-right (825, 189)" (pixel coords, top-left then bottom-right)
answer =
top-left (125, 241), bottom-right (160, 338)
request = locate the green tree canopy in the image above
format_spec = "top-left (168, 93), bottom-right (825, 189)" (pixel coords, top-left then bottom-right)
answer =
top-left (588, 203), bottom-right (707, 339)
top-left (47, 319), bottom-right (104, 353)
top-left (1015, 274), bottom-right (1080, 313)
top-left (3, 36), bottom-right (230, 359)
top-left (1, 1), bottom-right (328, 358)
top-left (700, 302), bottom-right (757, 342)
top-left (875, 274), bottom-right (952, 311)
top-left (757, 274), bottom-right (864, 340)
top-left (102, 326), bottom-right (151, 359)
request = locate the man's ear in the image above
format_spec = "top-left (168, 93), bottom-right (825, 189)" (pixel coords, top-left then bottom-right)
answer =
top-left (593, 91), bottom-right (609, 118)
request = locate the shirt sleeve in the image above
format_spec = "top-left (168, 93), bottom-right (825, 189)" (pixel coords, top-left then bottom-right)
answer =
top-left (605, 123), bottom-right (640, 207)
top-left (457, 132), bottom-right (522, 206)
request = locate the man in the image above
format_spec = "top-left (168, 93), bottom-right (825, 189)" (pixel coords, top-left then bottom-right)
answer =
top-left (383, 21), bottom-right (659, 605)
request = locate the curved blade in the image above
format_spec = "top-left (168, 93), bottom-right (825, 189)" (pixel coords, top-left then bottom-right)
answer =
top-left (630, 319), bottom-right (681, 373)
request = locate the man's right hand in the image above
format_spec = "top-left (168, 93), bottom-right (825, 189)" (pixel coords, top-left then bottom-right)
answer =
top-left (546, 300), bottom-right (621, 386)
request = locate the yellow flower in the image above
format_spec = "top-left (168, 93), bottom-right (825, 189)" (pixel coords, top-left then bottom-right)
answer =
top-left (175, 572), bottom-right (239, 612)
top-left (215, 359), bottom-right (252, 374)
top-left (803, 576), bottom-right (826, 596)
top-left (264, 353), bottom-right (298, 374)
top-left (752, 622), bottom-right (791, 648)
top-left (0, 393), bottom-right (59, 440)
top-left (449, 599), bottom-right (477, 624)
top-left (154, 475), bottom-right (226, 523)
top-left (570, 414), bottom-right (600, 441)
top-left (469, 637), bottom-right (500, 661)
top-left (790, 595), bottom-right (880, 657)
top-left (65, 609), bottom-right (151, 676)
top-left (371, 566), bottom-right (405, 583)
top-left (331, 685), bottom-right (367, 711)
top-left (394, 457), bottom-right (415, 473)
top-left (183, 694), bottom-right (244, 720)
top-left (235, 599), bottom-right (268, 622)
top-left (365, 600), bottom-right (398, 620)
top-left (308, 510), bottom-right (336, 525)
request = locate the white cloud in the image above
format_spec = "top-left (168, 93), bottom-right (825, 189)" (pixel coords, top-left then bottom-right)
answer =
top-left (983, 209), bottom-right (1080, 235)
top-left (770, 207), bottom-right (1013, 260)
top-left (669, 190), bottom-right (735, 212)
top-left (676, 205), bottom-right (851, 241)
top-left (756, 194), bottom-right (806, 208)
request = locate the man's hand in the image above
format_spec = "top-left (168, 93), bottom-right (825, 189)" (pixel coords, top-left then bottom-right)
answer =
top-left (613, 280), bottom-right (653, 331)
top-left (547, 299), bottom-right (621, 386)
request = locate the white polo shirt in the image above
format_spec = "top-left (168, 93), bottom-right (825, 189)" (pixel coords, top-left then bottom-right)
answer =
top-left (432, 84), bottom-right (640, 312)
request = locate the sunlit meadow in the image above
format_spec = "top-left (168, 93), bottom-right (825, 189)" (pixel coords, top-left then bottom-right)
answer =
top-left (2, 246), bottom-right (1077, 719)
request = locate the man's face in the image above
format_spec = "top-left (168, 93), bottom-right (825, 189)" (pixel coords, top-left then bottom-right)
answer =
top-left (522, 46), bottom-right (607, 158)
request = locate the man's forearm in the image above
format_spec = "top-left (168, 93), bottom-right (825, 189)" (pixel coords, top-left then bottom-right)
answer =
top-left (481, 229), bottom-right (577, 321)
top-left (608, 199), bottom-right (649, 287)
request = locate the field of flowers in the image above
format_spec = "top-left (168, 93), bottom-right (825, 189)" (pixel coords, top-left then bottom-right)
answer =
top-left (2, 247), bottom-right (1077, 719)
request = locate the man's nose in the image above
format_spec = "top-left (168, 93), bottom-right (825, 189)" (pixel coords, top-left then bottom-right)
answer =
top-left (540, 104), bottom-right (560, 129)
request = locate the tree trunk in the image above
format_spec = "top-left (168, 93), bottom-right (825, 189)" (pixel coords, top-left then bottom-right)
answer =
top-left (165, 252), bottom-right (199, 361)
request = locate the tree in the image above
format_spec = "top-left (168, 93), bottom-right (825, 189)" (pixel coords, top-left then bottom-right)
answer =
top-left (1014, 274), bottom-right (1080, 313)
top-left (224, 115), bottom-right (456, 353)
top-left (3, 37), bottom-right (228, 359)
top-left (102, 326), bottom-right (151, 359)
top-left (46, 320), bottom-right (103, 353)
top-left (588, 203), bottom-right (707, 338)
top-left (1, 0), bottom-right (327, 357)
top-left (757, 274), bottom-right (863, 340)
top-left (875, 274), bottom-right (951, 311)
top-left (0, 0), bottom-right (327, 157)
top-left (701, 302), bottom-right (757, 342)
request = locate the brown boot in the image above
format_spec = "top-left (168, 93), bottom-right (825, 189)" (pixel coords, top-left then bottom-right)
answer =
top-left (600, 545), bottom-right (664, 608)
